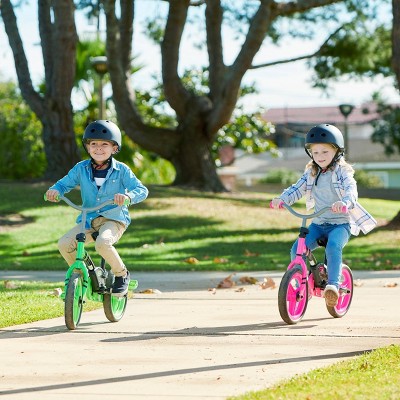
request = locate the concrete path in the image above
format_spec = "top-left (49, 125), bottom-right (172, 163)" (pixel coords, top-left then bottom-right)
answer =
top-left (0, 270), bottom-right (399, 399)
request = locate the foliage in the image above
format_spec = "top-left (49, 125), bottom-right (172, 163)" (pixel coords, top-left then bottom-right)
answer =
top-left (354, 169), bottom-right (384, 188)
top-left (309, 22), bottom-right (391, 90)
top-left (370, 96), bottom-right (400, 156)
top-left (0, 81), bottom-right (45, 179)
top-left (259, 168), bottom-right (301, 186)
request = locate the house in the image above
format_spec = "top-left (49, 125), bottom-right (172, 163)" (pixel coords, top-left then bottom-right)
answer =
top-left (234, 103), bottom-right (400, 188)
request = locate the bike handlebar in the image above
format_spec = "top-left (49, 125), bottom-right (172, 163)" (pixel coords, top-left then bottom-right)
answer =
top-left (269, 200), bottom-right (348, 220)
top-left (44, 194), bottom-right (129, 211)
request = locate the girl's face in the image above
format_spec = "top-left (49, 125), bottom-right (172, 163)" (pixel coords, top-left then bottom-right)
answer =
top-left (87, 140), bottom-right (117, 165)
top-left (310, 143), bottom-right (336, 169)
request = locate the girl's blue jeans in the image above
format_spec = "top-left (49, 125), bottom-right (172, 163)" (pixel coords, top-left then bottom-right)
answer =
top-left (290, 222), bottom-right (351, 288)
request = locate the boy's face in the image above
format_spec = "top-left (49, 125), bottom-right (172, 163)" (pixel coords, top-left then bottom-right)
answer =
top-left (87, 140), bottom-right (118, 165)
top-left (310, 143), bottom-right (336, 169)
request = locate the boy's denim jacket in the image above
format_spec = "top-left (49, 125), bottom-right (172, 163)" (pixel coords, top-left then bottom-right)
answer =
top-left (49, 159), bottom-right (148, 228)
top-left (278, 164), bottom-right (377, 236)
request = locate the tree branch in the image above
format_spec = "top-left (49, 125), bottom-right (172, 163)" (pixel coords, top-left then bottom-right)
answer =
top-left (250, 24), bottom-right (344, 69)
top-left (0, 0), bottom-right (44, 118)
top-left (205, 0), bottom-right (225, 101)
top-left (161, 0), bottom-right (191, 117)
top-left (103, 0), bottom-right (179, 158)
top-left (272, 0), bottom-right (343, 18)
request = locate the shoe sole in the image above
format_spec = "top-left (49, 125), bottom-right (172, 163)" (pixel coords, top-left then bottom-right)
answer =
top-left (112, 289), bottom-right (128, 297)
top-left (325, 290), bottom-right (339, 307)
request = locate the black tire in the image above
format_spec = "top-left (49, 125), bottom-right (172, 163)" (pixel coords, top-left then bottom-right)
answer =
top-left (326, 264), bottom-right (353, 318)
top-left (64, 272), bottom-right (84, 330)
top-left (278, 265), bottom-right (308, 325)
top-left (103, 293), bottom-right (127, 322)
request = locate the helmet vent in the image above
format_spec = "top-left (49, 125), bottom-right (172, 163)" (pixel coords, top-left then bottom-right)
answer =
top-left (321, 133), bottom-right (326, 137)
top-left (102, 129), bottom-right (107, 133)
top-left (90, 128), bottom-right (95, 133)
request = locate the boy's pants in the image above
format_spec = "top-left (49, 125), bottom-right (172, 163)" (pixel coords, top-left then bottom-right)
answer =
top-left (58, 217), bottom-right (127, 276)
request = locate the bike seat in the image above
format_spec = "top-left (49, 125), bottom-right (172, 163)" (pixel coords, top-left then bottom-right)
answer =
top-left (317, 237), bottom-right (328, 247)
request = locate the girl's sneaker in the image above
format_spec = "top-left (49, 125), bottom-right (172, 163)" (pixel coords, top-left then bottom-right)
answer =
top-left (324, 284), bottom-right (339, 307)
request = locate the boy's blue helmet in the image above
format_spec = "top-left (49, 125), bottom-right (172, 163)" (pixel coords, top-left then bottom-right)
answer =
top-left (305, 124), bottom-right (344, 158)
top-left (83, 120), bottom-right (122, 152)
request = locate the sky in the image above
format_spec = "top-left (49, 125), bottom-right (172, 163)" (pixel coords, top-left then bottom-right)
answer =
top-left (0, 1), bottom-right (398, 113)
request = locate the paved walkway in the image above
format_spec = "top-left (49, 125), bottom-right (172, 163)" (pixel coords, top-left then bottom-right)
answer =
top-left (0, 270), bottom-right (399, 399)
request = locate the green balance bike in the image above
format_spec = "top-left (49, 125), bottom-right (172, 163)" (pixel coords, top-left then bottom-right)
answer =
top-left (45, 194), bottom-right (137, 330)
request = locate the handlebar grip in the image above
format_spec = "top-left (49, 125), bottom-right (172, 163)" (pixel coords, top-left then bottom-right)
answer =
top-left (269, 200), bottom-right (284, 209)
top-left (43, 194), bottom-right (60, 202)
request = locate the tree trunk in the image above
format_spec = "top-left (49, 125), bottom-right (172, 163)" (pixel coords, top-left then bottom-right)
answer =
top-left (0, 0), bottom-right (79, 182)
top-left (171, 126), bottom-right (226, 192)
top-left (42, 99), bottom-right (81, 180)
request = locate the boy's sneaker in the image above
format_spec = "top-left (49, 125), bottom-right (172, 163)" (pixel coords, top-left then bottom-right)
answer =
top-left (324, 284), bottom-right (339, 307)
top-left (112, 271), bottom-right (130, 297)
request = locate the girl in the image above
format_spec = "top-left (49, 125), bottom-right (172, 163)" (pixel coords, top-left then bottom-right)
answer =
top-left (271, 124), bottom-right (376, 307)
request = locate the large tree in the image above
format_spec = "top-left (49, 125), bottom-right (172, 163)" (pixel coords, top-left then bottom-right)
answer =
top-left (0, 0), bottom-right (80, 180)
top-left (104, 0), bottom-right (363, 191)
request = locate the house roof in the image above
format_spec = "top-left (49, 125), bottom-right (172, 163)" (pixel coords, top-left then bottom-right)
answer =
top-left (263, 102), bottom-right (379, 125)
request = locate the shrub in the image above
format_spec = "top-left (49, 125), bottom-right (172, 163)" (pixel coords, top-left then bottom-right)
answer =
top-left (259, 168), bottom-right (301, 185)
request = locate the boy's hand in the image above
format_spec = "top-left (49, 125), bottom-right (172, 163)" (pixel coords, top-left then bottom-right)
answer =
top-left (46, 189), bottom-right (60, 202)
top-left (114, 193), bottom-right (130, 206)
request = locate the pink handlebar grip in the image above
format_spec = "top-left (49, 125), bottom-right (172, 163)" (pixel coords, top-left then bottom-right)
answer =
top-left (269, 200), bottom-right (284, 209)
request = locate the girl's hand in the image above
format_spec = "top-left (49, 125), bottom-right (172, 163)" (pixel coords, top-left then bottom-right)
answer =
top-left (270, 198), bottom-right (284, 209)
top-left (46, 189), bottom-right (60, 202)
top-left (114, 193), bottom-right (129, 206)
top-left (332, 201), bottom-right (346, 213)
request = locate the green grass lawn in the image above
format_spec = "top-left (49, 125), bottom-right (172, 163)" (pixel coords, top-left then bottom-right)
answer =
top-left (1, 181), bottom-right (399, 398)
top-left (1, 181), bottom-right (399, 272)
top-left (229, 345), bottom-right (400, 400)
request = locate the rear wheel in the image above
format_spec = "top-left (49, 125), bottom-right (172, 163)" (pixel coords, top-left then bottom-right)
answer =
top-left (326, 264), bottom-right (353, 318)
top-left (278, 265), bottom-right (308, 325)
top-left (103, 294), bottom-right (127, 322)
top-left (64, 272), bottom-right (84, 330)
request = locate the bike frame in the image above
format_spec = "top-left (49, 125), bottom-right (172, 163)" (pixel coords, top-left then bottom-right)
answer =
top-left (283, 204), bottom-right (332, 300)
top-left (45, 195), bottom-right (134, 301)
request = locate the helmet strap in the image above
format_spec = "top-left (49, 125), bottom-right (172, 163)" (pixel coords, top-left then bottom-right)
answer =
top-left (313, 149), bottom-right (342, 186)
top-left (91, 157), bottom-right (112, 170)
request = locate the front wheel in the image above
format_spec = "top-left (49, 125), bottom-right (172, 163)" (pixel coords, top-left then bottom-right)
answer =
top-left (103, 294), bottom-right (127, 322)
top-left (278, 265), bottom-right (308, 325)
top-left (326, 264), bottom-right (353, 318)
top-left (64, 272), bottom-right (84, 330)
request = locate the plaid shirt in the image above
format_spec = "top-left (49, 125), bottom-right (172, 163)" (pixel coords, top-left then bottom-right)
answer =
top-left (279, 164), bottom-right (377, 236)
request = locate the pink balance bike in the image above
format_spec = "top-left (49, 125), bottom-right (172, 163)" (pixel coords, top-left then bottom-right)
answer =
top-left (271, 201), bottom-right (353, 325)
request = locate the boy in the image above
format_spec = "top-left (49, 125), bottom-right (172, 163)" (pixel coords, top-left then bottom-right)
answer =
top-left (46, 120), bottom-right (148, 296)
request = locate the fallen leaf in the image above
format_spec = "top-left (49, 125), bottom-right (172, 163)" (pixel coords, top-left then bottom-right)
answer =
top-left (213, 257), bottom-right (229, 264)
top-left (217, 273), bottom-right (236, 288)
top-left (208, 288), bottom-right (217, 295)
top-left (239, 276), bottom-right (258, 285)
top-left (353, 279), bottom-right (363, 287)
top-left (383, 282), bottom-right (398, 288)
top-left (51, 288), bottom-right (63, 297)
top-left (184, 257), bottom-right (199, 264)
top-left (244, 249), bottom-right (260, 257)
top-left (4, 281), bottom-right (20, 290)
top-left (22, 250), bottom-right (31, 256)
top-left (260, 277), bottom-right (276, 290)
top-left (140, 288), bottom-right (162, 294)
top-left (235, 287), bottom-right (246, 292)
